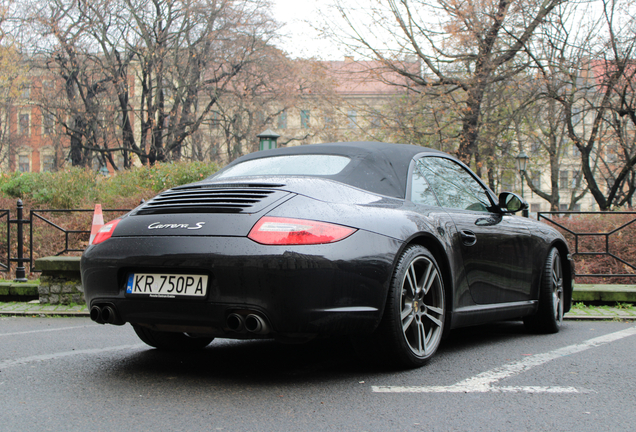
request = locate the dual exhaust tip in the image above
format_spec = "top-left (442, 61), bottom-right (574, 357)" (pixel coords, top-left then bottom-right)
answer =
top-left (90, 304), bottom-right (123, 325)
top-left (226, 313), bottom-right (270, 335)
top-left (91, 304), bottom-right (269, 334)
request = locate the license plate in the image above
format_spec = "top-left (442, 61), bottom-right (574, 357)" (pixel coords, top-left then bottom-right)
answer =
top-left (126, 273), bottom-right (208, 298)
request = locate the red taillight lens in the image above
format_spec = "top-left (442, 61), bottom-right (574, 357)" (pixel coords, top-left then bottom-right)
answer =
top-left (248, 217), bottom-right (356, 245)
top-left (91, 219), bottom-right (121, 245)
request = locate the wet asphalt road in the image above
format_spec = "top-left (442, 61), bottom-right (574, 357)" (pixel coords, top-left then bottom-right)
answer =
top-left (1, 317), bottom-right (635, 432)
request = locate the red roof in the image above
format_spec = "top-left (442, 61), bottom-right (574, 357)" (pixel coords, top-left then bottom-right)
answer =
top-left (320, 59), bottom-right (416, 95)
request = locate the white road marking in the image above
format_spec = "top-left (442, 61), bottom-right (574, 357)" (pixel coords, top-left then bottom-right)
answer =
top-left (373, 326), bottom-right (636, 394)
top-left (0, 325), bottom-right (92, 337)
top-left (0, 344), bottom-right (145, 370)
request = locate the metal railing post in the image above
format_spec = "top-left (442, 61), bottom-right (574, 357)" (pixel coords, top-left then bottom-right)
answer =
top-left (13, 199), bottom-right (29, 282)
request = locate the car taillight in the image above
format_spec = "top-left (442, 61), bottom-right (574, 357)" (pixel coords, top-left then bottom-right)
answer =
top-left (91, 219), bottom-right (121, 245)
top-left (248, 217), bottom-right (356, 245)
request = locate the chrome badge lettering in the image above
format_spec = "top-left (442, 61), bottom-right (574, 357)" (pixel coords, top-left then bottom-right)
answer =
top-left (148, 222), bottom-right (206, 230)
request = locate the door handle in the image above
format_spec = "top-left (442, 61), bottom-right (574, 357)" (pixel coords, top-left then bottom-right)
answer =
top-left (460, 230), bottom-right (477, 246)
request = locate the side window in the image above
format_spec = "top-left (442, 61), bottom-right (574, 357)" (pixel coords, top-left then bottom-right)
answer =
top-left (417, 157), bottom-right (492, 212)
top-left (411, 164), bottom-right (440, 206)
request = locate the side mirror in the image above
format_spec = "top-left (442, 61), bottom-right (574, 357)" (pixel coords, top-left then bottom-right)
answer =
top-left (498, 192), bottom-right (528, 214)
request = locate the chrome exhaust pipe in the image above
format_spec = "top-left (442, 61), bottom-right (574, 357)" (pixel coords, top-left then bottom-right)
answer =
top-left (245, 314), bottom-right (269, 335)
top-left (101, 305), bottom-right (117, 324)
top-left (226, 313), bottom-right (245, 332)
top-left (90, 306), bottom-right (103, 323)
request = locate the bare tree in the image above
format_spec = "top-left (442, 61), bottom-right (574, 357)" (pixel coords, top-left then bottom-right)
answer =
top-left (328, 0), bottom-right (566, 176)
top-left (528, 0), bottom-right (636, 210)
top-left (23, 0), bottom-right (279, 168)
top-left (0, 1), bottom-right (34, 169)
top-left (210, 47), bottom-right (313, 162)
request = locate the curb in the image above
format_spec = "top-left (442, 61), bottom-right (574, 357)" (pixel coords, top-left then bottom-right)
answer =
top-left (564, 314), bottom-right (636, 321)
top-left (0, 310), bottom-right (89, 317)
top-left (573, 284), bottom-right (636, 303)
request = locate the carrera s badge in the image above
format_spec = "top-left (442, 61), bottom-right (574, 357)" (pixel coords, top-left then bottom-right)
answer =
top-left (148, 222), bottom-right (205, 230)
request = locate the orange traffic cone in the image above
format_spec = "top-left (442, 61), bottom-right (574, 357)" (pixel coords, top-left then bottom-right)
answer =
top-left (89, 204), bottom-right (105, 245)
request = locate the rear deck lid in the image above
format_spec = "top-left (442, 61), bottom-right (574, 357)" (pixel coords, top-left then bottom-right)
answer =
top-left (113, 183), bottom-right (293, 237)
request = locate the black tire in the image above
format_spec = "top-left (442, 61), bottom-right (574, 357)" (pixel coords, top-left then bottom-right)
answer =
top-left (524, 247), bottom-right (564, 334)
top-left (363, 245), bottom-right (446, 368)
top-left (133, 325), bottom-right (214, 351)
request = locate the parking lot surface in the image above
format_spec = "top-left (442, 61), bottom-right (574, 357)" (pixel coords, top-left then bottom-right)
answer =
top-left (1, 317), bottom-right (635, 431)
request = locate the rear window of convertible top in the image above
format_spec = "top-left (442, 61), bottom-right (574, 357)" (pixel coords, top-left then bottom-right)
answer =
top-left (214, 155), bottom-right (351, 179)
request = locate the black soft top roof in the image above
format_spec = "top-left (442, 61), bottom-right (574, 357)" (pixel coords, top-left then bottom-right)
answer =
top-left (215, 141), bottom-right (448, 198)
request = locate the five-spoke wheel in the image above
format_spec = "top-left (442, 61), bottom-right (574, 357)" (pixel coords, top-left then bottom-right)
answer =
top-left (369, 245), bottom-right (446, 368)
top-left (399, 254), bottom-right (445, 359)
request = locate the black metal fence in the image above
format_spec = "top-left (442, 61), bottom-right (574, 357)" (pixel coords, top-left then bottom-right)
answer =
top-left (2, 202), bottom-right (636, 282)
top-left (0, 209), bottom-right (9, 273)
top-left (0, 200), bottom-right (130, 281)
top-left (538, 211), bottom-right (636, 281)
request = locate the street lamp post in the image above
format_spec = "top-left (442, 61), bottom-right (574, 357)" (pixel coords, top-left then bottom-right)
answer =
top-left (515, 151), bottom-right (529, 217)
top-left (257, 129), bottom-right (280, 151)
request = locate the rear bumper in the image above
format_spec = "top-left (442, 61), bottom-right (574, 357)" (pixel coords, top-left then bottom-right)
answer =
top-left (81, 231), bottom-right (401, 337)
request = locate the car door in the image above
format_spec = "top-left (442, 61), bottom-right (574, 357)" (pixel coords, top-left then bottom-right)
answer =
top-left (409, 161), bottom-right (476, 309)
top-left (416, 156), bottom-right (533, 304)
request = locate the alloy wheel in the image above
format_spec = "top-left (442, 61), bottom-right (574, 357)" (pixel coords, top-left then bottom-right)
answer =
top-left (400, 256), bottom-right (445, 357)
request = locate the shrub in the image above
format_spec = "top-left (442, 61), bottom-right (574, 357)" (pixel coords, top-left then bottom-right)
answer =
top-left (0, 161), bottom-right (219, 278)
top-left (0, 169), bottom-right (99, 209)
top-left (98, 161), bottom-right (218, 207)
top-left (0, 172), bottom-right (40, 199)
top-left (0, 161), bottom-right (219, 209)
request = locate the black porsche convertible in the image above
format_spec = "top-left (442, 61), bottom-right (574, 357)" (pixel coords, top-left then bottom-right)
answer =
top-left (81, 142), bottom-right (573, 368)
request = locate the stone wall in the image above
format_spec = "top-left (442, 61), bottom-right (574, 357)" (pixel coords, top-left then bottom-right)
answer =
top-left (38, 275), bottom-right (84, 305)
top-left (34, 257), bottom-right (84, 305)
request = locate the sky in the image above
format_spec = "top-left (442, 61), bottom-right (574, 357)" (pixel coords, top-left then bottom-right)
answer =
top-left (270, 0), bottom-right (347, 60)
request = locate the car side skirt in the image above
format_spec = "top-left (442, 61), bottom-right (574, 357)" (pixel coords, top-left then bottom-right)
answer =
top-left (450, 300), bottom-right (538, 329)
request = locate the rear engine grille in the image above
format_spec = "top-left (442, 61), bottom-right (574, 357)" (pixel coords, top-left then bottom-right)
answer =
top-left (133, 184), bottom-right (289, 215)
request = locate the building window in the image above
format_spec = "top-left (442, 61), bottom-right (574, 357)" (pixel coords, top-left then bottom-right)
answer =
top-left (324, 116), bottom-right (333, 128)
top-left (559, 170), bottom-right (569, 189)
top-left (572, 107), bottom-right (582, 124)
top-left (210, 111), bottom-right (220, 129)
top-left (19, 114), bottom-right (30, 137)
top-left (115, 152), bottom-right (125, 170)
top-left (18, 155), bottom-right (30, 172)
top-left (42, 80), bottom-right (54, 94)
top-left (277, 111), bottom-right (287, 129)
top-left (530, 203), bottom-right (541, 213)
top-left (43, 112), bottom-right (55, 136)
top-left (572, 144), bottom-right (580, 157)
top-left (559, 204), bottom-right (568, 211)
top-left (300, 110), bottom-right (310, 129)
top-left (42, 154), bottom-right (55, 172)
top-left (347, 110), bottom-right (357, 129)
top-left (20, 85), bottom-right (31, 99)
top-left (572, 171), bottom-right (581, 188)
